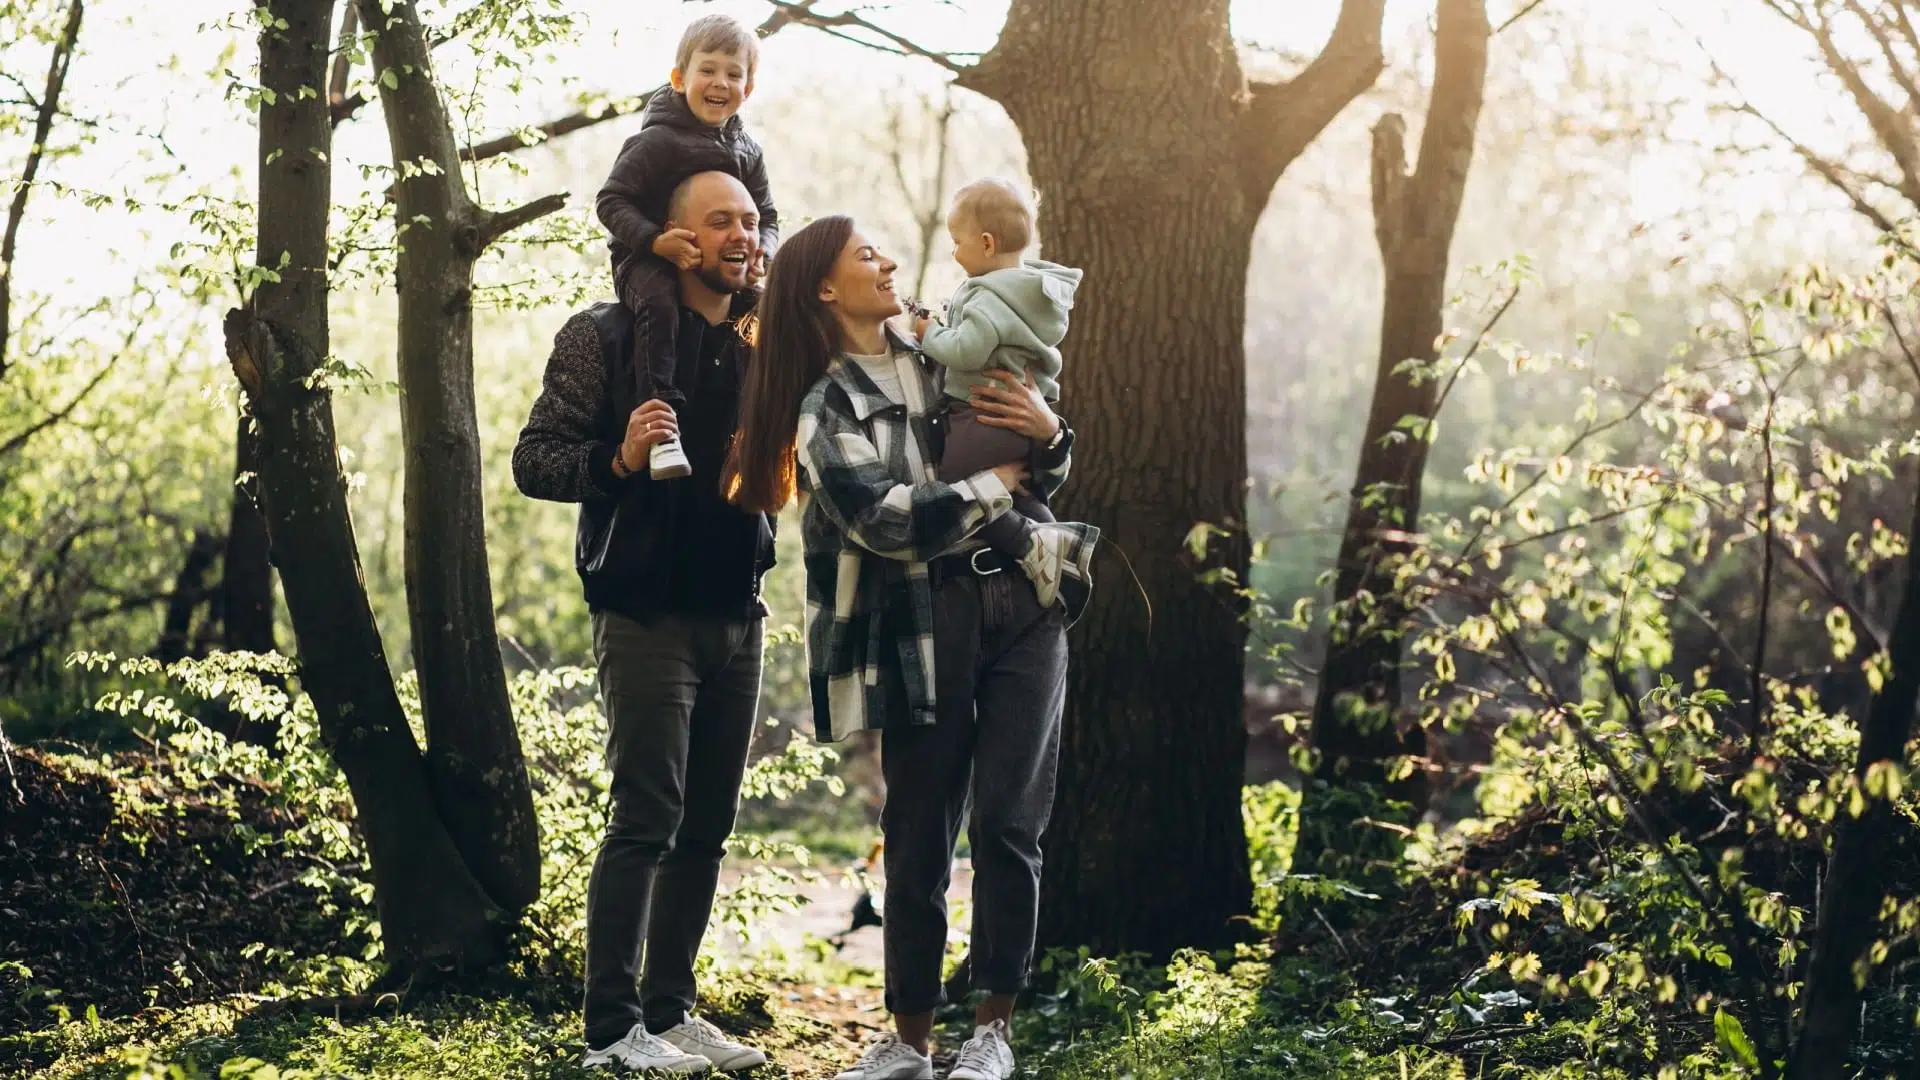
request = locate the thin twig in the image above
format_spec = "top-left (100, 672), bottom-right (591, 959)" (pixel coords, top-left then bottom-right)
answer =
top-left (0, 0), bottom-right (85, 381)
top-left (1493, 0), bottom-right (1551, 35)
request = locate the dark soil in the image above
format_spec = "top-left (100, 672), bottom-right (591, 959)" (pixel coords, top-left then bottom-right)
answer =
top-left (1, 746), bottom-right (354, 1038)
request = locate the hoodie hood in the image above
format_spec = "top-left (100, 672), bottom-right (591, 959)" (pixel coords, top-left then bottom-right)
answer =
top-left (973, 260), bottom-right (1082, 346)
top-left (641, 86), bottom-right (744, 138)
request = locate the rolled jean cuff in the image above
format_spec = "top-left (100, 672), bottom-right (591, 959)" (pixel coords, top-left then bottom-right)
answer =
top-left (882, 984), bottom-right (946, 1016)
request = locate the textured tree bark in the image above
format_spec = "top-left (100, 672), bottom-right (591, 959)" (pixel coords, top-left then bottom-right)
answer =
top-left (230, 0), bottom-right (506, 973)
top-left (356, 0), bottom-right (552, 913)
top-left (1309, 0), bottom-right (1490, 805)
top-left (1787, 474), bottom-right (1920, 1078)
top-left (949, 0), bottom-right (1384, 955)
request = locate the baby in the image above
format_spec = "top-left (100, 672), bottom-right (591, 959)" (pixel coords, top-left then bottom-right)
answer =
top-left (914, 177), bottom-right (1090, 609)
top-left (595, 13), bottom-right (779, 480)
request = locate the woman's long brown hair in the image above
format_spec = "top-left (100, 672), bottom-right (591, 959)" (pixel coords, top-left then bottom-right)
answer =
top-left (724, 215), bottom-right (856, 514)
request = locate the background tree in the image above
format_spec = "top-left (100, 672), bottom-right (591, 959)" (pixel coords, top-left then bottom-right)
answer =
top-left (1306, 0), bottom-right (1492, 819)
top-left (225, 0), bottom-right (517, 975)
top-left (771, 0), bottom-right (1388, 954)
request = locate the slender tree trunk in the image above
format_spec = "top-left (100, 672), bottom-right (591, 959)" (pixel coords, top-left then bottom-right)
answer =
top-left (209, 414), bottom-right (282, 748)
top-left (952, 0), bottom-right (1383, 955)
top-left (227, 0), bottom-right (506, 974)
top-left (1787, 474), bottom-right (1920, 1077)
top-left (356, 0), bottom-right (557, 912)
top-left (154, 529), bottom-right (222, 664)
top-left (221, 417), bottom-right (278, 657)
top-left (1309, 0), bottom-right (1490, 807)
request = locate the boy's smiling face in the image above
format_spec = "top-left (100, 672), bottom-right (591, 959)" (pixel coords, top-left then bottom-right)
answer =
top-left (672, 48), bottom-right (753, 126)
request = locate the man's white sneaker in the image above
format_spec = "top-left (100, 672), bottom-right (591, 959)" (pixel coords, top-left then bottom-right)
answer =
top-left (832, 1035), bottom-right (934, 1079)
top-left (948, 1019), bottom-right (1016, 1080)
top-left (659, 1014), bottom-right (767, 1071)
top-left (582, 1022), bottom-right (712, 1073)
top-left (650, 436), bottom-right (692, 480)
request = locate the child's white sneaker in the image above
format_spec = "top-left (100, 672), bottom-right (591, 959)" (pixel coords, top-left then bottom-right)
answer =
top-left (658, 1013), bottom-right (766, 1071)
top-left (833, 1035), bottom-right (934, 1079)
top-left (948, 1019), bottom-right (1016, 1080)
top-left (582, 1022), bottom-right (711, 1072)
top-left (1017, 523), bottom-right (1096, 610)
top-left (650, 435), bottom-right (692, 480)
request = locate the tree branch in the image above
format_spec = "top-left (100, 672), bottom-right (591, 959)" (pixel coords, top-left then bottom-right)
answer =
top-left (0, 357), bottom-right (111, 459)
top-left (476, 192), bottom-right (569, 249)
top-left (1807, 4), bottom-right (1920, 207)
top-left (0, 0), bottom-right (84, 383)
top-left (1239, 0), bottom-right (1387, 203)
top-left (1493, 0), bottom-right (1551, 34)
top-left (327, 0), bottom-right (365, 127)
top-left (761, 0), bottom-right (969, 75)
top-left (1676, 10), bottom-right (1906, 234)
top-left (460, 93), bottom-right (654, 163)
top-left (1842, 0), bottom-right (1920, 120)
top-left (1407, 0), bottom-right (1493, 232)
top-left (1370, 113), bottom-right (1410, 255)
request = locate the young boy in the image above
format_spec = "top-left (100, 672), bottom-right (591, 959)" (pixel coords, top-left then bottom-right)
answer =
top-left (913, 177), bottom-right (1089, 609)
top-left (596, 13), bottom-right (778, 480)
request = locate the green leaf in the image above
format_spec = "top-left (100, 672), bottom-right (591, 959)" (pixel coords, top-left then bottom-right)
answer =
top-left (1714, 1007), bottom-right (1758, 1068)
top-left (380, 67), bottom-right (400, 90)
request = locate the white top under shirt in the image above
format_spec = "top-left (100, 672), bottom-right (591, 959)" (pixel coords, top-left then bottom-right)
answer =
top-left (846, 349), bottom-right (905, 405)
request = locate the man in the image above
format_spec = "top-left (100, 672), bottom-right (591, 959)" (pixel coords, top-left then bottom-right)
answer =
top-left (512, 170), bottom-right (774, 1074)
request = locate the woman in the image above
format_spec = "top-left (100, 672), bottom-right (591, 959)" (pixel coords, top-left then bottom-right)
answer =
top-left (725, 216), bottom-right (1096, 1080)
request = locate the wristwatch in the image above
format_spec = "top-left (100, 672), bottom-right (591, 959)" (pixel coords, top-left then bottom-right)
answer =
top-left (611, 446), bottom-right (633, 479)
top-left (1044, 415), bottom-right (1067, 452)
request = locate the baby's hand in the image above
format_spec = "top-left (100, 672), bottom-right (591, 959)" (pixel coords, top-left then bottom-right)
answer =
top-left (652, 228), bottom-right (700, 270)
top-left (747, 249), bottom-right (769, 287)
top-left (912, 314), bottom-right (933, 341)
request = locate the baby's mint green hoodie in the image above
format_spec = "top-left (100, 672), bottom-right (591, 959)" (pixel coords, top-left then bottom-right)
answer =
top-left (917, 259), bottom-right (1083, 402)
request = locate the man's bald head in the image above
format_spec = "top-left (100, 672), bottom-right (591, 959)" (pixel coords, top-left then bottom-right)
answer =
top-left (666, 170), bottom-right (760, 301)
top-left (668, 170), bottom-right (752, 231)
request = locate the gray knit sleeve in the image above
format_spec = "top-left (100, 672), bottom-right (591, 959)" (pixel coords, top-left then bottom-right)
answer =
top-left (511, 312), bottom-right (630, 504)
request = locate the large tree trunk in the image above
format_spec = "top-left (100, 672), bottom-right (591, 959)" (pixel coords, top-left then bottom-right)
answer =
top-left (227, 0), bottom-right (507, 974)
top-left (1786, 473), bottom-right (1920, 1076)
top-left (356, 0), bottom-right (556, 913)
top-left (954, 0), bottom-right (1384, 955)
top-left (1308, 0), bottom-right (1490, 808)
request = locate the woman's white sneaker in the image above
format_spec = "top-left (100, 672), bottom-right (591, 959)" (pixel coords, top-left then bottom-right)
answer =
top-left (833, 1035), bottom-right (934, 1079)
top-left (659, 1013), bottom-right (767, 1071)
top-left (582, 1022), bottom-right (712, 1073)
top-left (948, 1019), bottom-right (1016, 1080)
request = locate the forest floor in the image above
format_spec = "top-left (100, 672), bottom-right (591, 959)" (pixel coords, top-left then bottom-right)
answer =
top-left (0, 746), bottom-right (986, 1079)
top-left (7, 744), bottom-right (1918, 1079)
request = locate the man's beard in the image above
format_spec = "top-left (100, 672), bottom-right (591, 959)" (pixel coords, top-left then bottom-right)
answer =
top-left (690, 258), bottom-right (746, 295)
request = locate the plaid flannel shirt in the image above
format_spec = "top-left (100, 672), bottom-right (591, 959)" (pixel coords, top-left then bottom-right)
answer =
top-left (796, 334), bottom-right (1089, 741)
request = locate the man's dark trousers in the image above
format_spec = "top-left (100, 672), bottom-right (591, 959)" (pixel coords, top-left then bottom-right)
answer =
top-left (582, 610), bottom-right (763, 1049)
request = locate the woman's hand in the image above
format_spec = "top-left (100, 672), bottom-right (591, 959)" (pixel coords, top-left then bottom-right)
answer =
top-left (989, 460), bottom-right (1031, 497)
top-left (969, 369), bottom-right (1061, 443)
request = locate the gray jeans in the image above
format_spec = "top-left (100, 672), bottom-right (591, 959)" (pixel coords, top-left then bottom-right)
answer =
top-left (880, 568), bottom-right (1067, 1016)
top-left (583, 611), bottom-right (763, 1049)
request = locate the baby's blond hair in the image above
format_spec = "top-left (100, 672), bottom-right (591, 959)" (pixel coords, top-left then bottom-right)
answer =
top-left (675, 13), bottom-right (759, 76)
top-left (951, 177), bottom-right (1036, 253)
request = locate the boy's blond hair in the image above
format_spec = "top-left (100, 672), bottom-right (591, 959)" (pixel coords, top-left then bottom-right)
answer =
top-left (675, 13), bottom-right (759, 75)
top-left (951, 177), bottom-right (1036, 253)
